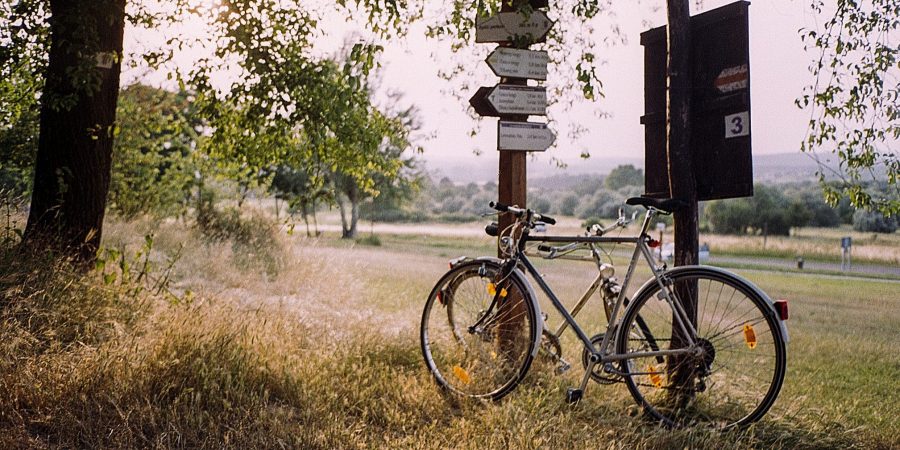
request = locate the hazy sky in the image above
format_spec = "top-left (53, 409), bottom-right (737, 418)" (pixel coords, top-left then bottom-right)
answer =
top-left (125, 0), bottom-right (823, 169)
top-left (377, 0), bottom-right (819, 168)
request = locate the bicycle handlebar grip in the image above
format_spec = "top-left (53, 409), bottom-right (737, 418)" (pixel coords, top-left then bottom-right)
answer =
top-left (538, 214), bottom-right (557, 225)
top-left (489, 201), bottom-right (509, 212)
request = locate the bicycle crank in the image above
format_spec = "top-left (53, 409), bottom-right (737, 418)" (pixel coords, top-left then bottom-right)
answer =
top-left (540, 330), bottom-right (571, 374)
top-left (581, 333), bottom-right (622, 384)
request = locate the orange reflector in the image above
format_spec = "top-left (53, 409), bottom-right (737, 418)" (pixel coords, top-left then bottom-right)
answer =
top-left (453, 365), bottom-right (471, 384)
top-left (743, 324), bottom-right (757, 349)
top-left (487, 283), bottom-right (507, 298)
top-left (648, 365), bottom-right (663, 388)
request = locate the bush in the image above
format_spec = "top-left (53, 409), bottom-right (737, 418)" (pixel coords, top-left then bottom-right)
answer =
top-left (706, 185), bottom-right (809, 236)
top-left (356, 234), bottom-right (382, 246)
top-left (578, 190), bottom-right (628, 219)
top-left (582, 216), bottom-right (604, 229)
top-left (559, 193), bottom-right (579, 216)
top-left (196, 206), bottom-right (284, 277)
top-left (852, 210), bottom-right (898, 233)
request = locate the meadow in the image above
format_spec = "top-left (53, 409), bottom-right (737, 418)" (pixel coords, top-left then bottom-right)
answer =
top-left (1, 215), bottom-right (898, 449)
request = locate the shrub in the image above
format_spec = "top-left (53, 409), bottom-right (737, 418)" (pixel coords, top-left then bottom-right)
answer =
top-left (357, 234), bottom-right (382, 246)
top-left (852, 210), bottom-right (898, 233)
top-left (196, 206), bottom-right (284, 277)
top-left (706, 185), bottom-right (809, 236)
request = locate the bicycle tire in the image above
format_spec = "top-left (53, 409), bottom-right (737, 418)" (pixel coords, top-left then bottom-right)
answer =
top-left (615, 267), bottom-right (786, 428)
top-left (421, 260), bottom-right (539, 400)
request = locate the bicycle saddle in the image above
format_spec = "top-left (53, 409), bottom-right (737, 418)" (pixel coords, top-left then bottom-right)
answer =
top-left (625, 196), bottom-right (688, 213)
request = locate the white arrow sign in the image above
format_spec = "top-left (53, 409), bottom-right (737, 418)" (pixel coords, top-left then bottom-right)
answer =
top-left (498, 121), bottom-right (555, 151)
top-left (487, 85), bottom-right (547, 116)
top-left (475, 11), bottom-right (554, 44)
top-left (486, 48), bottom-right (549, 80)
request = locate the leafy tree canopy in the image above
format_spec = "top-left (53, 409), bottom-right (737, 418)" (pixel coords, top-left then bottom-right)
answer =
top-left (604, 164), bottom-right (643, 190)
top-left (800, 0), bottom-right (900, 216)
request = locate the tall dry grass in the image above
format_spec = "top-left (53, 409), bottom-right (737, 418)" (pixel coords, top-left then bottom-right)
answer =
top-left (2, 212), bottom-right (896, 449)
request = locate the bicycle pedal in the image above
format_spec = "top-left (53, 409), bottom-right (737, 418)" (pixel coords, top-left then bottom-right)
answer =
top-left (555, 361), bottom-right (571, 375)
top-left (565, 388), bottom-right (583, 404)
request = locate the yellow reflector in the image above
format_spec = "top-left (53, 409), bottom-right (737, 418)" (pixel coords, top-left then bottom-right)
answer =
top-left (453, 365), bottom-right (471, 384)
top-left (486, 283), bottom-right (508, 298)
top-left (743, 323), bottom-right (757, 349)
top-left (648, 365), bottom-right (663, 388)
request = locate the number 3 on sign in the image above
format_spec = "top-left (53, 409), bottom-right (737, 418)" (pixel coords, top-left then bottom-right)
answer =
top-left (724, 112), bottom-right (750, 138)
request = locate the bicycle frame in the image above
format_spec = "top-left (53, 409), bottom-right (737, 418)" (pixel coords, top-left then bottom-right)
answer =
top-left (504, 210), bottom-right (701, 370)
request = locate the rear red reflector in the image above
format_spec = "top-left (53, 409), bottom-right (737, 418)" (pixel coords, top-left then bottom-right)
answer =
top-left (774, 300), bottom-right (788, 320)
top-left (648, 239), bottom-right (660, 248)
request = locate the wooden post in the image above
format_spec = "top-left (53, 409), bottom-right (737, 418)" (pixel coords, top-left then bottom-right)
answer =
top-left (666, 0), bottom-right (698, 268)
top-left (496, 0), bottom-right (532, 359)
top-left (666, 0), bottom-right (699, 396)
top-left (497, 1), bottom-right (529, 241)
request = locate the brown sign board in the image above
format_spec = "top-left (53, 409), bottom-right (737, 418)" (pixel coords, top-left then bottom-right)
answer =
top-left (641, 0), bottom-right (753, 201)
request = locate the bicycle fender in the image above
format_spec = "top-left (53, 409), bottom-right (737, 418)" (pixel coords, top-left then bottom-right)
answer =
top-left (628, 265), bottom-right (790, 343)
top-left (465, 256), bottom-right (545, 358)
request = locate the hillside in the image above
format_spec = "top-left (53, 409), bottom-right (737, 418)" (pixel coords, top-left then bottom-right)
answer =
top-left (427, 152), bottom-right (831, 184)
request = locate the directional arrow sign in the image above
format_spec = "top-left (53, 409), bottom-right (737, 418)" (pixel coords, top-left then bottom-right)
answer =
top-left (475, 11), bottom-right (554, 44)
top-left (469, 85), bottom-right (547, 117)
top-left (486, 48), bottom-right (549, 80)
top-left (498, 121), bottom-right (555, 151)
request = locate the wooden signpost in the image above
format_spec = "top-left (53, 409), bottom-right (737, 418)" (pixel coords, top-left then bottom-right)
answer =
top-left (469, 1), bottom-right (555, 234)
top-left (471, 0), bottom-right (554, 365)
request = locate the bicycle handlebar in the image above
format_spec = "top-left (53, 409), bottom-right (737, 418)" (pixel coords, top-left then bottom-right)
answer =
top-left (490, 201), bottom-right (557, 225)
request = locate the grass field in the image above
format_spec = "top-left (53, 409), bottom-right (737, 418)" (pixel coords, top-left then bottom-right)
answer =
top-left (2, 216), bottom-right (898, 448)
top-left (313, 231), bottom-right (900, 448)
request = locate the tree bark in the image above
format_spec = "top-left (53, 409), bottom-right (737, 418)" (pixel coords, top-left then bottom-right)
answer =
top-left (341, 182), bottom-right (359, 239)
top-left (23, 0), bottom-right (126, 265)
top-left (666, 0), bottom-right (700, 397)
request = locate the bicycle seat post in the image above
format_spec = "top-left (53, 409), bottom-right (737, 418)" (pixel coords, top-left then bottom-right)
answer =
top-left (638, 208), bottom-right (657, 237)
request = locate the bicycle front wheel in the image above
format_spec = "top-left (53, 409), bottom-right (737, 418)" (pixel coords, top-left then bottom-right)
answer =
top-left (616, 267), bottom-right (786, 428)
top-left (421, 260), bottom-right (539, 400)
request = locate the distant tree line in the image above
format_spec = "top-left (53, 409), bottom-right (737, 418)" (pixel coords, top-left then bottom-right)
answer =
top-left (359, 164), bottom-right (897, 235)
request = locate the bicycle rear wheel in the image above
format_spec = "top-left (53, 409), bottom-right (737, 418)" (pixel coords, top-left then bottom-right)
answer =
top-left (616, 267), bottom-right (786, 428)
top-left (421, 260), bottom-right (539, 400)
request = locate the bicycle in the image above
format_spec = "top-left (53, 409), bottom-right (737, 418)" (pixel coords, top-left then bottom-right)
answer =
top-left (420, 196), bottom-right (789, 428)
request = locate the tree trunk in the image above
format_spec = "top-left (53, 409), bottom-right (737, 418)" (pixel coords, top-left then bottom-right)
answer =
top-left (22, 0), bottom-right (126, 265)
top-left (342, 182), bottom-right (360, 239)
top-left (301, 201), bottom-right (311, 237)
top-left (337, 195), bottom-right (349, 238)
top-left (312, 200), bottom-right (319, 236)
